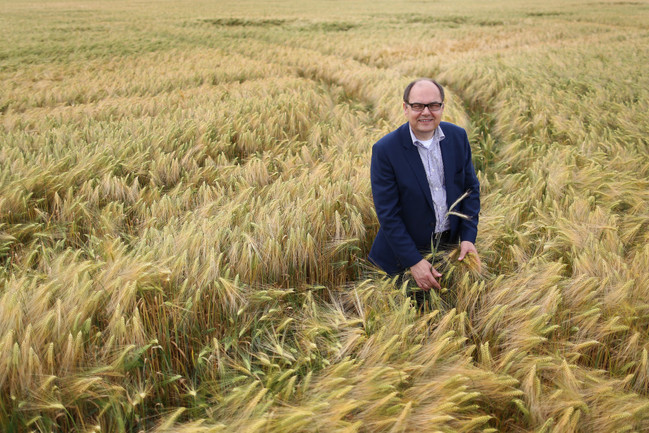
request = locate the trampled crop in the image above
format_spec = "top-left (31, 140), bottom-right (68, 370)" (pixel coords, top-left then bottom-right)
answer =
top-left (1, 0), bottom-right (648, 431)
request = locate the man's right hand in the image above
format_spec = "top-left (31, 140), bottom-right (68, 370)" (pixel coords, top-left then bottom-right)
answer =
top-left (410, 259), bottom-right (442, 291)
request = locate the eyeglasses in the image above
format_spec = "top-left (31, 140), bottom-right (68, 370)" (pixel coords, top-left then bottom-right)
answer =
top-left (405, 101), bottom-right (444, 112)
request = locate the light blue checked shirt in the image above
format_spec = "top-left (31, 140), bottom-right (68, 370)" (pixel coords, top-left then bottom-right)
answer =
top-left (409, 125), bottom-right (450, 233)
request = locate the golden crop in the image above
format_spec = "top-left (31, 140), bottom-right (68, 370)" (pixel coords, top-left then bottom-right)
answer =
top-left (1, 0), bottom-right (649, 431)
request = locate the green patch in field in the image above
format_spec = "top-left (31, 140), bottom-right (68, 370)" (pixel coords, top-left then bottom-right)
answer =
top-left (403, 14), bottom-right (469, 25)
top-left (301, 21), bottom-right (358, 32)
top-left (200, 17), bottom-right (289, 27)
top-left (398, 14), bottom-right (503, 27)
top-left (525, 11), bottom-right (567, 17)
top-left (475, 19), bottom-right (505, 27)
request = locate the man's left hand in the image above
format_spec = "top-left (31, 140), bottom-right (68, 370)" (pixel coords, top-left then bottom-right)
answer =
top-left (458, 241), bottom-right (482, 271)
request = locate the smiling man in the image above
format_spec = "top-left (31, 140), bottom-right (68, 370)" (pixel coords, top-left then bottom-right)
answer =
top-left (369, 78), bottom-right (481, 295)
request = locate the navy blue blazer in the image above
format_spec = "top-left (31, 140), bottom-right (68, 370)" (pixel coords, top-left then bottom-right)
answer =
top-left (369, 121), bottom-right (480, 275)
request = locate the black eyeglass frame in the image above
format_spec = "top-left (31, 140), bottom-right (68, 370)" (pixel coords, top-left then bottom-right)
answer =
top-left (405, 101), bottom-right (444, 112)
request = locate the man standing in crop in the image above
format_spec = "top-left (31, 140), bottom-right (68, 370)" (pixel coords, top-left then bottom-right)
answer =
top-left (369, 78), bottom-right (481, 293)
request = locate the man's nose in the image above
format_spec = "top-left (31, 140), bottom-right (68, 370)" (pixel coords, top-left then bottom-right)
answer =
top-left (421, 106), bottom-right (433, 114)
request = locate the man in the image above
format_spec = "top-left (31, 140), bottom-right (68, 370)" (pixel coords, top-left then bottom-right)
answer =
top-left (369, 78), bottom-right (481, 293)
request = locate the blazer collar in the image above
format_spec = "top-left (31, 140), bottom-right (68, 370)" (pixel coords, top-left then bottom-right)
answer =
top-left (398, 123), bottom-right (435, 212)
top-left (398, 122), bottom-right (458, 211)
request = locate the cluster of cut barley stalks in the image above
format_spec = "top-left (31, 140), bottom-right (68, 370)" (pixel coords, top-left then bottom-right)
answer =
top-left (1, 0), bottom-right (649, 431)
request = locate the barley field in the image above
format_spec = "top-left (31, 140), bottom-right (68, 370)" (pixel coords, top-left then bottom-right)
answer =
top-left (1, 0), bottom-right (649, 431)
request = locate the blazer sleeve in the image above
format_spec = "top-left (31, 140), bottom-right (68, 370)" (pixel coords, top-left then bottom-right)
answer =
top-left (370, 142), bottom-right (423, 269)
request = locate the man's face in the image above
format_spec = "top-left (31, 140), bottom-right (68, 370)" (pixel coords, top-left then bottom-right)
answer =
top-left (403, 81), bottom-right (444, 141)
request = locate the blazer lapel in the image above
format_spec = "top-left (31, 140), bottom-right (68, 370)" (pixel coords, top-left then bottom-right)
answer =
top-left (439, 133), bottom-right (456, 206)
top-left (399, 126), bottom-right (435, 212)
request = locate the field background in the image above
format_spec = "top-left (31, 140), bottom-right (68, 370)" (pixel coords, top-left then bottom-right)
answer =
top-left (2, 0), bottom-right (649, 431)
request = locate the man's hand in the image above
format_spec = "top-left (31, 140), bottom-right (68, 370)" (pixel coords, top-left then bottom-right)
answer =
top-left (410, 259), bottom-right (442, 291)
top-left (458, 241), bottom-right (482, 271)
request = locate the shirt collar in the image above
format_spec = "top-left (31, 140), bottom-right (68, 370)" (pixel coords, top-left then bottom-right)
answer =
top-left (408, 124), bottom-right (445, 148)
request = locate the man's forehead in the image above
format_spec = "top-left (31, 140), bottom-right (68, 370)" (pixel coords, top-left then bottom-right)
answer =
top-left (410, 81), bottom-right (441, 99)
